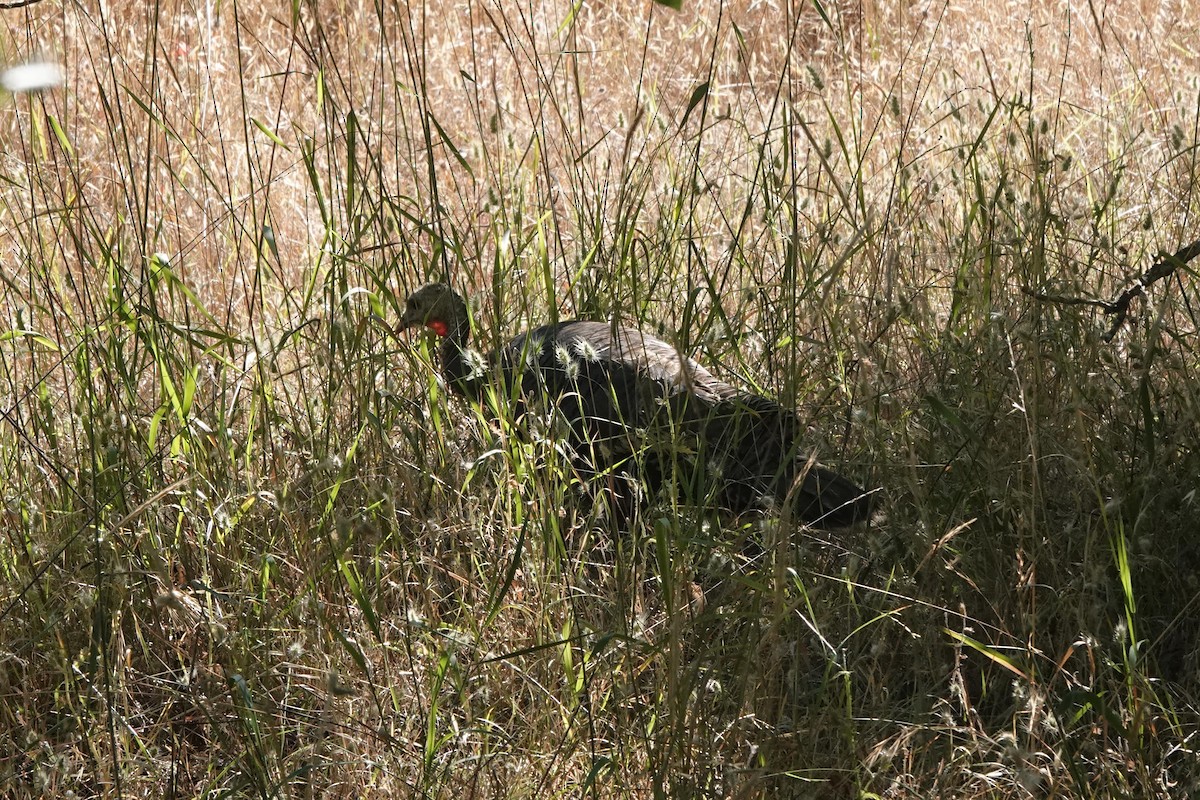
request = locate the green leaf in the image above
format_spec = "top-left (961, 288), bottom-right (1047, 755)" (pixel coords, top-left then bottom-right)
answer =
top-left (428, 111), bottom-right (473, 178)
top-left (251, 116), bottom-right (289, 149)
top-left (924, 393), bottom-right (978, 443)
top-left (484, 516), bottom-right (527, 627)
top-left (0, 329), bottom-right (59, 350)
top-left (679, 80), bottom-right (709, 131)
top-left (944, 628), bottom-right (1028, 680)
top-left (48, 114), bottom-right (73, 157)
top-left (148, 404), bottom-right (169, 450)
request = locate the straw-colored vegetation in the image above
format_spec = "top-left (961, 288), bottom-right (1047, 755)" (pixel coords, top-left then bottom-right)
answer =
top-left (2, 0), bottom-right (1199, 796)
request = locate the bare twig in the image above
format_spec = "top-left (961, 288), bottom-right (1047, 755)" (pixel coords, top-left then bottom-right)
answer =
top-left (1022, 237), bottom-right (1200, 341)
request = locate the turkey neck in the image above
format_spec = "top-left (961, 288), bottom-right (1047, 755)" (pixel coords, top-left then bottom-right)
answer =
top-left (438, 312), bottom-right (481, 397)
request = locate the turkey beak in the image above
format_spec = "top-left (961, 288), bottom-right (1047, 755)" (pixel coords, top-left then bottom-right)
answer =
top-left (398, 307), bottom-right (424, 333)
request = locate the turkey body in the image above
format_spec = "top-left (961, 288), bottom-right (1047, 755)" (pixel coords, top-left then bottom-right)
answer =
top-left (401, 283), bottom-right (870, 528)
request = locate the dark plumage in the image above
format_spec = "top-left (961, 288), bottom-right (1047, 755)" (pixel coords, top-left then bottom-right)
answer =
top-left (400, 282), bottom-right (870, 528)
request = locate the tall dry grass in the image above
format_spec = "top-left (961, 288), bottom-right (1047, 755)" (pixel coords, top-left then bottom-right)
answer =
top-left (1, 0), bottom-right (1199, 796)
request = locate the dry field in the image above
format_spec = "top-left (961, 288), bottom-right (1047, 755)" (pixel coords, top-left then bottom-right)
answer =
top-left (2, 0), bottom-right (1200, 797)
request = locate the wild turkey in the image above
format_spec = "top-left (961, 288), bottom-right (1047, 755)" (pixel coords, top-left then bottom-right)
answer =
top-left (400, 282), bottom-right (870, 528)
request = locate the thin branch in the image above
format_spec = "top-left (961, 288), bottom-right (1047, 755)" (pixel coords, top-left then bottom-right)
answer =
top-left (1022, 236), bottom-right (1200, 341)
